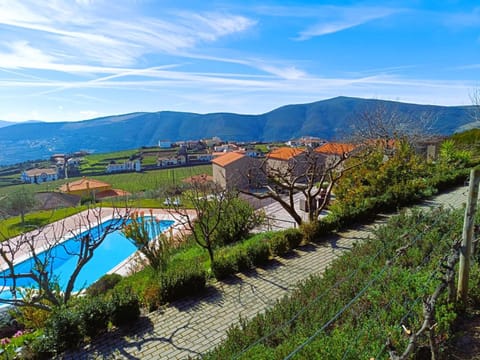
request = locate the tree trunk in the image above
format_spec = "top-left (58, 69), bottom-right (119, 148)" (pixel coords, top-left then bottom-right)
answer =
top-left (207, 245), bottom-right (215, 266)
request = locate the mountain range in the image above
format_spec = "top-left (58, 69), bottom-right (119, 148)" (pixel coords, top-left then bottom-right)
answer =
top-left (0, 96), bottom-right (477, 166)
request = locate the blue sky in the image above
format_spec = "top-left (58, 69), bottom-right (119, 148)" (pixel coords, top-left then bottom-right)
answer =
top-left (0, 0), bottom-right (479, 122)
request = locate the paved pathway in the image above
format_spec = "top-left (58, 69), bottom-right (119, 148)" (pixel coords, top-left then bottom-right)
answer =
top-left (64, 186), bottom-right (472, 359)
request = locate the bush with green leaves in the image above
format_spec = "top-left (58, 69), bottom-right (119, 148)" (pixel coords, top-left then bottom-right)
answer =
top-left (213, 198), bottom-right (265, 246)
top-left (244, 237), bottom-right (271, 266)
top-left (78, 296), bottom-right (111, 338)
top-left (0, 329), bottom-right (46, 360)
top-left (282, 228), bottom-right (303, 249)
top-left (44, 306), bottom-right (83, 352)
top-left (212, 247), bottom-right (248, 279)
top-left (109, 289), bottom-right (141, 327)
top-left (268, 232), bottom-right (290, 256)
top-left (300, 218), bottom-right (337, 243)
top-left (212, 235), bottom-right (271, 280)
top-left (161, 261), bottom-right (207, 302)
top-left (85, 273), bottom-right (123, 297)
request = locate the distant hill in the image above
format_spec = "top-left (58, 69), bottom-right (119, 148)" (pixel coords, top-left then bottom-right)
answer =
top-left (0, 96), bottom-right (477, 165)
top-left (0, 120), bottom-right (15, 129)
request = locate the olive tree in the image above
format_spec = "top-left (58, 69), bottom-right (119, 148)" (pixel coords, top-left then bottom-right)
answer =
top-left (1, 187), bottom-right (37, 225)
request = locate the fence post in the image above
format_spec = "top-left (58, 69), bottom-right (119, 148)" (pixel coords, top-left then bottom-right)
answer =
top-left (457, 167), bottom-right (480, 304)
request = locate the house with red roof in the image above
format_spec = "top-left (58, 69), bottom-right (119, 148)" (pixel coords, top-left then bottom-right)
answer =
top-left (315, 142), bottom-right (356, 156)
top-left (315, 142), bottom-right (357, 168)
top-left (59, 177), bottom-right (130, 200)
top-left (266, 147), bottom-right (309, 178)
top-left (212, 152), bottom-right (264, 190)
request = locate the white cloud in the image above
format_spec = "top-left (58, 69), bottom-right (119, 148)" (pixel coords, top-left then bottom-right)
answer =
top-left (0, 1), bottom-right (256, 69)
top-left (296, 6), bottom-right (399, 40)
top-left (0, 41), bottom-right (56, 69)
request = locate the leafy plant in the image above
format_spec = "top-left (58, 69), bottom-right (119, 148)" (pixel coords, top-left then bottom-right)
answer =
top-left (44, 306), bottom-right (83, 352)
top-left (109, 289), bottom-right (141, 327)
top-left (85, 273), bottom-right (123, 297)
top-left (161, 261), bottom-right (207, 302)
top-left (122, 210), bottom-right (172, 273)
top-left (268, 232), bottom-right (290, 256)
top-left (204, 207), bottom-right (468, 359)
top-left (78, 297), bottom-right (110, 338)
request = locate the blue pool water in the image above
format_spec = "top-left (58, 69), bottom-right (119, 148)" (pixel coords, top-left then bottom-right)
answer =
top-left (0, 217), bottom-right (174, 300)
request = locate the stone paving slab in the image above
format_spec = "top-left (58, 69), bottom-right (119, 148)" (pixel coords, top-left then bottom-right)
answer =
top-left (63, 186), bottom-right (472, 359)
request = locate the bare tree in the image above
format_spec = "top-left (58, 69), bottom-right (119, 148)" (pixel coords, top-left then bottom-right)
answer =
top-left (166, 180), bottom-right (233, 265)
top-left (347, 103), bottom-right (435, 149)
top-left (0, 206), bottom-right (130, 310)
top-left (242, 146), bottom-right (361, 226)
top-left (467, 88), bottom-right (480, 130)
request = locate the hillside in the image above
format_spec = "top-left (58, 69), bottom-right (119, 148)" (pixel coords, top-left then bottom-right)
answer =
top-left (0, 120), bottom-right (15, 129)
top-left (0, 96), bottom-right (477, 165)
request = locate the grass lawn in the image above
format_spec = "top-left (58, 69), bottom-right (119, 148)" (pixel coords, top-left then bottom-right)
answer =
top-left (0, 206), bottom-right (87, 240)
top-left (93, 165), bottom-right (211, 193)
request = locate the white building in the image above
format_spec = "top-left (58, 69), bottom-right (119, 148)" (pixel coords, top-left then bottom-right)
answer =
top-left (157, 155), bottom-right (186, 167)
top-left (158, 140), bottom-right (172, 149)
top-left (106, 160), bottom-right (141, 173)
top-left (21, 168), bottom-right (58, 184)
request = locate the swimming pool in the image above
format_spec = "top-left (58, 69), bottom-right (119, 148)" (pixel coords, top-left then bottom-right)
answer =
top-left (0, 217), bottom-right (174, 300)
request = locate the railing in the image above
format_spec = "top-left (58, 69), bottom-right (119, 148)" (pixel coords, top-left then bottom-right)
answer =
top-left (263, 216), bottom-right (297, 230)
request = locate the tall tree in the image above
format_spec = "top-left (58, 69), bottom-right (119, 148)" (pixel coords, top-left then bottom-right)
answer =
top-left (0, 207), bottom-right (129, 310)
top-left (2, 187), bottom-right (36, 225)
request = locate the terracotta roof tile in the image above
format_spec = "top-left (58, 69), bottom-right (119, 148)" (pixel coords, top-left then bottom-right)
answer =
top-left (267, 147), bottom-right (304, 160)
top-left (211, 152), bottom-right (246, 167)
top-left (315, 143), bottom-right (356, 155)
top-left (60, 177), bottom-right (111, 192)
top-left (96, 189), bottom-right (130, 199)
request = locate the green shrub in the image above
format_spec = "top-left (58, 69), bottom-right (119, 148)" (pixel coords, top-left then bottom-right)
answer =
top-left (213, 238), bottom-right (272, 279)
top-left (300, 219), bottom-right (338, 243)
top-left (282, 228), bottom-right (303, 249)
top-left (268, 232), bottom-right (290, 256)
top-left (44, 306), bottom-right (83, 352)
top-left (233, 247), bottom-right (251, 272)
top-left (244, 238), bottom-right (270, 266)
top-left (109, 289), bottom-right (141, 327)
top-left (161, 261), bottom-right (207, 302)
top-left (141, 280), bottom-right (162, 312)
top-left (212, 250), bottom-right (240, 279)
top-left (213, 197), bottom-right (264, 246)
top-left (78, 296), bottom-right (110, 338)
top-left (86, 273), bottom-right (123, 297)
